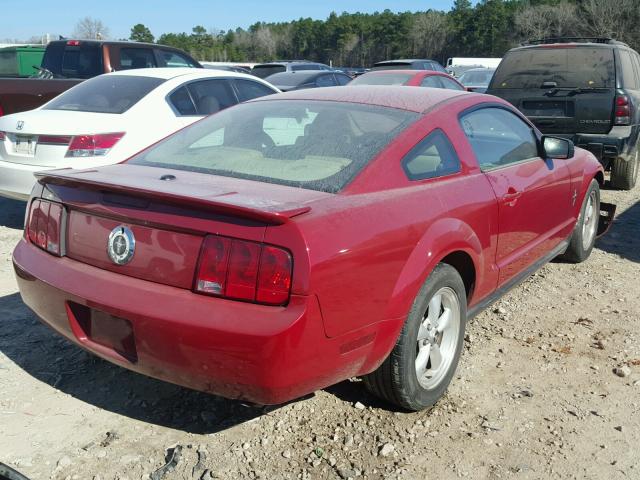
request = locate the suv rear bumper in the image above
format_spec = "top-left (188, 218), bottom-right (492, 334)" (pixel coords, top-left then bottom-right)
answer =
top-left (556, 126), bottom-right (637, 167)
top-left (12, 238), bottom-right (398, 405)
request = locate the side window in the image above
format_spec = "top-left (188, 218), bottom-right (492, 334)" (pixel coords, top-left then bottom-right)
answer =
top-left (335, 74), bottom-right (351, 86)
top-left (421, 76), bottom-right (443, 88)
top-left (440, 77), bottom-right (465, 91)
top-left (234, 79), bottom-right (276, 102)
top-left (619, 50), bottom-right (637, 89)
top-left (119, 48), bottom-right (156, 70)
top-left (316, 74), bottom-right (337, 87)
top-left (168, 86), bottom-right (196, 115)
top-left (158, 50), bottom-right (198, 68)
top-left (461, 108), bottom-right (539, 170)
top-left (292, 64), bottom-right (320, 71)
top-left (187, 79), bottom-right (237, 115)
top-left (402, 129), bottom-right (461, 180)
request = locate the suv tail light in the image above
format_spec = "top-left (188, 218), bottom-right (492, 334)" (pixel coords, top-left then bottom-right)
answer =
top-left (614, 95), bottom-right (631, 125)
top-left (26, 199), bottom-right (64, 256)
top-left (65, 132), bottom-right (125, 157)
top-left (195, 235), bottom-right (292, 306)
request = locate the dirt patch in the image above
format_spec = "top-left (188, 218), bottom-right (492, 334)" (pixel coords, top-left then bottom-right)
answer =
top-left (1, 186), bottom-right (639, 480)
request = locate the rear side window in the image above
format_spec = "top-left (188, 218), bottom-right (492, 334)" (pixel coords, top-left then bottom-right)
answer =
top-left (189, 79), bottom-right (236, 114)
top-left (158, 50), bottom-right (198, 68)
top-left (234, 79), bottom-right (276, 102)
top-left (252, 65), bottom-right (285, 78)
top-left (619, 50), bottom-right (638, 89)
top-left (402, 129), bottom-right (461, 180)
top-left (461, 107), bottom-right (538, 170)
top-left (42, 42), bottom-right (102, 79)
top-left (335, 74), bottom-right (351, 86)
top-left (129, 100), bottom-right (419, 193)
top-left (44, 75), bottom-right (164, 114)
top-left (169, 86), bottom-right (197, 115)
top-left (492, 47), bottom-right (614, 89)
top-left (119, 48), bottom-right (156, 70)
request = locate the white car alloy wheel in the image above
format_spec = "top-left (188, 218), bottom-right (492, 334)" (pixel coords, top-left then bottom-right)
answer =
top-left (415, 286), bottom-right (461, 390)
top-left (581, 190), bottom-right (598, 251)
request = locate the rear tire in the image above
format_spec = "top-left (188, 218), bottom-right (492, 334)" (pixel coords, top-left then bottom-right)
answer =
top-left (560, 179), bottom-right (600, 263)
top-left (363, 264), bottom-right (466, 411)
top-left (610, 149), bottom-right (638, 190)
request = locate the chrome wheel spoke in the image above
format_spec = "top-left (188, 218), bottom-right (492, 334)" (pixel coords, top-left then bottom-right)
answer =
top-left (427, 294), bottom-right (442, 323)
top-left (429, 343), bottom-right (443, 371)
top-left (417, 323), bottom-right (429, 341)
top-left (415, 344), bottom-right (431, 377)
top-left (436, 308), bottom-right (451, 333)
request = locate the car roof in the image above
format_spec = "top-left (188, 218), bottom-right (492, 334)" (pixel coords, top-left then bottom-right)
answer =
top-left (108, 67), bottom-right (259, 81)
top-left (250, 85), bottom-right (468, 113)
top-left (267, 70), bottom-right (332, 82)
top-left (374, 59), bottom-right (437, 64)
top-left (361, 69), bottom-right (438, 76)
top-left (255, 61), bottom-right (326, 66)
top-left (461, 68), bottom-right (496, 72)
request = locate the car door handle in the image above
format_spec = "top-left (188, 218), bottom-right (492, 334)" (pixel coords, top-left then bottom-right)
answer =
top-left (503, 187), bottom-right (522, 205)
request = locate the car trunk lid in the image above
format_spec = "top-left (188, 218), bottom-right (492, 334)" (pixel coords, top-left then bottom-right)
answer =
top-left (35, 164), bottom-right (326, 289)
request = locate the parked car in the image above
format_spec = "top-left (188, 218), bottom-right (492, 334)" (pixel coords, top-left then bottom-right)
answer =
top-left (486, 37), bottom-right (640, 190)
top-left (0, 45), bottom-right (46, 78)
top-left (13, 85), bottom-right (613, 411)
top-left (0, 39), bottom-right (202, 117)
top-left (0, 68), bottom-right (278, 200)
top-left (266, 70), bottom-right (352, 91)
top-left (445, 57), bottom-right (501, 78)
top-left (200, 62), bottom-right (252, 75)
top-left (335, 66), bottom-right (367, 78)
top-left (457, 68), bottom-right (496, 93)
top-left (372, 59), bottom-right (446, 72)
top-left (252, 61), bottom-right (333, 79)
top-left (350, 69), bottom-right (465, 91)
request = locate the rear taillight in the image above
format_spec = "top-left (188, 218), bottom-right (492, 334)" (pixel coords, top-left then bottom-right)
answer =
top-left (0, 103), bottom-right (4, 117)
top-left (614, 95), bottom-right (631, 125)
top-left (0, 131), bottom-right (5, 141)
top-left (195, 235), bottom-right (292, 306)
top-left (65, 132), bottom-right (125, 157)
top-left (39, 135), bottom-right (72, 146)
top-left (26, 199), bottom-right (64, 256)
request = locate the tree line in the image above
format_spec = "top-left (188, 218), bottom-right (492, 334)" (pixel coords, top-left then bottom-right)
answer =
top-left (124, 0), bottom-right (639, 66)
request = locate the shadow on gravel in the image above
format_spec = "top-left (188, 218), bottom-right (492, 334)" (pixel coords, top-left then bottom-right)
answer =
top-left (0, 291), bottom-right (298, 434)
top-left (596, 198), bottom-right (640, 263)
top-left (0, 197), bottom-right (27, 230)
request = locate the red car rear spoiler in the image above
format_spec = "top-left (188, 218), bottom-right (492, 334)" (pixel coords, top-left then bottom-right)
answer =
top-left (35, 172), bottom-right (311, 226)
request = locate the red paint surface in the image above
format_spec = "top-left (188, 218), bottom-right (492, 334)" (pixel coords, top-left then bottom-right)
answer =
top-left (13, 87), bottom-right (604, 404)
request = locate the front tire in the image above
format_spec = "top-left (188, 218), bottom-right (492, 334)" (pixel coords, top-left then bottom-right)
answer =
top-left (560, 179), bottom-right (600, 263)
top-left (610, 149), bottom-right (638, 190)
top-left (363, 264), bottom-right (466, 411)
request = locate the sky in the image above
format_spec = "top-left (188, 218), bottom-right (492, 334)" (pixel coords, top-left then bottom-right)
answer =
top-left (2, 0), bottom-right (463, 41)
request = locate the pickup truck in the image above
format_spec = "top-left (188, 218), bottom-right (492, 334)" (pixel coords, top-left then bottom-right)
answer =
top-left (0, 39), bottom-right (202, 116)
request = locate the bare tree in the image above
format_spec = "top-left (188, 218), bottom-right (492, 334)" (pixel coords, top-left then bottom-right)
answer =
top-left (515, 2), bottom-right (579, 41)
top-left (580, 0), bottom-right (639, 43)
top-left (73, 17), bottom-right (109, 40)
top-left (409, 11), bottom-right (449, 59)
top-left (253, 26), bottom-right (276, 60)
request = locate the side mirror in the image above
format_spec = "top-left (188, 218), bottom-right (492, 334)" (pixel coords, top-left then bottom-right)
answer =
top-left (542, 136), bottom-right (574, 159)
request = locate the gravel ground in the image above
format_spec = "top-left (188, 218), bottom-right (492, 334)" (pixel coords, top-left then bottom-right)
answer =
top-left (0, 183), bottom-right (639, 480)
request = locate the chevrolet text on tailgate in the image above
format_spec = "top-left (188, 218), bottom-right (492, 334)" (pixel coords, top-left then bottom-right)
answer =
top-left (13, 86), bottom-right (615, 411)
top-left (0, 39), bottom-right (202, 117)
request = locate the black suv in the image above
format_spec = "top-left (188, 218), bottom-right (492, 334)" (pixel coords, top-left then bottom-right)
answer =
top-left (487, 38), bottom-right (640, 190)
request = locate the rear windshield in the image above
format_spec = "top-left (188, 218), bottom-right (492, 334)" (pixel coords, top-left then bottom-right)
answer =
top-left (372, 62), bottom-right (412, 71)
top-left (267, 72), bottom-right (317, 86)
top-left (252, 65), bottom-right (286, 78)
top-left (351, 73), bottom-right (413, 86)
top-left (43, 75), bottom-right (165, 114)
top-left (42, 42), bottom-right (103, 79)
top-left (491, 47), bottom-right (614, 89)
top-left (128, 100), bottom-right (418, 193)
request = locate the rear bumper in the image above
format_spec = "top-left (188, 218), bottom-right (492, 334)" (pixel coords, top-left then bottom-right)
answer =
top-left (12, 239), bottom-right (398, 404)
top-left (0, 160), bottom-right (44, 200)
top-left (566, 126), bottom-right (637, 166)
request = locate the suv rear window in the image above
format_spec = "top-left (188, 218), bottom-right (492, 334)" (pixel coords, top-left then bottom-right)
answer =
top-left (129, 100), bottom-right (418, 193)
top-left (42, 42), bottom-right (103, 79)
top-left (44, 75), bottom-right (165, 114)
top-left (492, 47), bottom-right (614, 89)
top-left (252, 65), bottom-right (286, 78)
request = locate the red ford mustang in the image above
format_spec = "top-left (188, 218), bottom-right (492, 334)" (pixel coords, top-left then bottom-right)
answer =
top-left (12, 86), bottom-right (613, 411)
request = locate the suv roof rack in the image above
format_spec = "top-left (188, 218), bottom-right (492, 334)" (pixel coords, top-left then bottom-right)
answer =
top-left (522, 37), bottom-right (628, 47)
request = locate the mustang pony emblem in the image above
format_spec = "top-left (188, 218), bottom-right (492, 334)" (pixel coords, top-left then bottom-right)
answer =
top-left (107, 226), bottom-right (136, 265)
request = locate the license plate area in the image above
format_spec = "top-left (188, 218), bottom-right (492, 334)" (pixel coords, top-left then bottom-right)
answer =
top-left (521, 100), bottom-right (574, 117)
top-left (68, 302), bottom-right (138, 362)
top-left (13, 134), bottom-right (37, 155)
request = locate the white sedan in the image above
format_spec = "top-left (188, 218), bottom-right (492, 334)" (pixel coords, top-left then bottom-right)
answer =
top-left (0, 68), bottom-right (279, 200)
